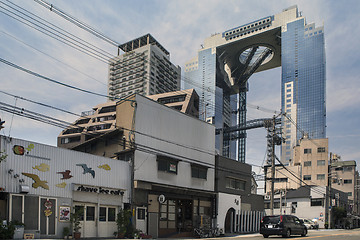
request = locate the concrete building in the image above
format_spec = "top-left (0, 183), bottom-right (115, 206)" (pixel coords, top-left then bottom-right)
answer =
top-left (215, 156), bottom-right (264, 234)
top-left (57, 89), bottom-right (200, 150)
top-left (184, 6), bottom-right (326, 164)
top-left (330, 159), bottom-right (359, 225)
top-left (264, 138), bottom-right (329, 195)
top-left (0, 135), bottom-right (131, 239)
top-left (108, 34), bottom-right (181, 100)
top-left (114, 94), bottom-right (216, 238)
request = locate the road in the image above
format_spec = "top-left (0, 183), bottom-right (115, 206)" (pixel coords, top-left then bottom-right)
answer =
top-left (214, 229), bottom-right (360, 240)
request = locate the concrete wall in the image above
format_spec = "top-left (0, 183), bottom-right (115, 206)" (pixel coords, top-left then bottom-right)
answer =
top-left (132, 95), bottom-right (215, 191)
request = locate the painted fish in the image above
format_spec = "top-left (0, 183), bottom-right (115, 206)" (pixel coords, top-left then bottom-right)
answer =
top-left (55, 182), bottom-right (67, 188)
top-left (98, 164), bottom-right (111, 171)
top-left (32, 163), bottom-right (50, 172)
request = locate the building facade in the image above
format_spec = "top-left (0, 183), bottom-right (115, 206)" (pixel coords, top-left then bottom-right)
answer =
top-left (0, 135), bottom-right (131, 239)
top-left (215, 156), bottom-right (264, 234)
top-left (330, 159), bottom-right (359, 222)
top-left (184, 6), bottom-right (326, 164)
top-left (57, 89), bottom-right (200, 150)
top-left (108, 34), bottom-right (181, 100)
top-left (115, 94), bottom-right (216, 238)
top-left (264, 138), bottom-right (329, 195)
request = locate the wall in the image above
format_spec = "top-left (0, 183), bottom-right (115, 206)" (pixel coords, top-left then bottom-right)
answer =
top-left (132, 94), bottom-right (215, 191)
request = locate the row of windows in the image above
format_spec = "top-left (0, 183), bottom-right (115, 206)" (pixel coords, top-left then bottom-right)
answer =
top-left (157, 156), bottom-right (208, 180)
top-left (265, 199), bottom-right (323, 209)
top-left (303, 174), bottom-right (325, 181)
top-left (303, 147), bottom-right (326, 154)
top-left (303, 160), bottom-right (326, 167)
top-left (225, 18), bottom-right (271, 36)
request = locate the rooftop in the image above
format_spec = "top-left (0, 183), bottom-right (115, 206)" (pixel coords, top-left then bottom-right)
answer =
top-left (119, 33), bottom-right (169, 56)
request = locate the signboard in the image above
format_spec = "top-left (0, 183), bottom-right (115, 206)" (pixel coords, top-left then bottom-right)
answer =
top-left (74, 184), bottom-right (124, 196)
top-left (158, 194), bottom-right (166, 203)
top-left (59, 206), bottom-right (71, 222)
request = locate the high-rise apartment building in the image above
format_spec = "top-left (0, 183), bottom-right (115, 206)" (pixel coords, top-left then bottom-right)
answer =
top-left (108, 34), bottom-right (181, 100)
top-left (184, 6), bottom-right (326, 163)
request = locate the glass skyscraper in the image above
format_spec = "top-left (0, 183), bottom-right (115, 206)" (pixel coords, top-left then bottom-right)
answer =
top-left (184, 6), bottom-right (326, 163)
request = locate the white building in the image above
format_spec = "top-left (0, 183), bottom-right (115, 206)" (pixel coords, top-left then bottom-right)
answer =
top-left (115, 94), bottom-right (216, 238)
top-left (108, 34), bottom-right (181, 100)
top-left (0, 135), bottom-right (131, 239)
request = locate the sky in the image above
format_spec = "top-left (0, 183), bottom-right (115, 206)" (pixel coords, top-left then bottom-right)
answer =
top-left (0, 0), bottom-right (359, 176)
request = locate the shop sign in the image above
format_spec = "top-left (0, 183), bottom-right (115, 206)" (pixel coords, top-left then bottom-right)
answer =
top-left (158, 194), bottom-right (166, 203)
top-left (44, 200), bottom-right (53, 217)
top-left (74, 184), bottom-right (124, 196)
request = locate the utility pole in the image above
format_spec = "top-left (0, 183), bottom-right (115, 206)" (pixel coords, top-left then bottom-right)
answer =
top-left (265, 114), bottom-right (283, 216)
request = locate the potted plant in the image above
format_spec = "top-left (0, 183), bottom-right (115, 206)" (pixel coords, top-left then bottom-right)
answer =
top-left (63, 226), bottom-right (70, 239)
top-left (116, 208), bottom-right (131, 238)
top-left (71, 208), bottom-right (83, 239)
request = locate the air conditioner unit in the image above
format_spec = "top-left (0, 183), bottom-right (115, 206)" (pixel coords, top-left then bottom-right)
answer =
top-left (265, 195), bottom-right (271, 200)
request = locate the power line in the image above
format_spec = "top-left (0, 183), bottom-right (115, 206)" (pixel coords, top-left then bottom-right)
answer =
top-left (0, 57), bottom-right (135, 102)
top-left (34, 0), bottom-right (121, 47)
top-left (0, 90), bottom-right (81, 117)
top-left (0, 30), bottom-right (107, 86)
top-left (0, 1), bottom-right (114, 63)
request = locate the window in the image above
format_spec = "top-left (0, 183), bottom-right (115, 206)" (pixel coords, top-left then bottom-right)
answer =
top-left (157, 155), bottom-right (178, 174)
top-left (226, 177), bottom-right (246, 191)
top-left (303, 175), bottom-right (311, 181)
top-left (304, 148), bottom-right (312, 154)
top-left (311, 199), bottom-right (323, 206)
top-left (99, 207), bottom-right (106, 221)
top-left (344, 166), bottom-right (353, 172)
top-left (304, 161), bottom-right (312, 167)
top-left (317, 174), bottom-right (325, 180)
top-left (317, 147), bottom-right (326, 153)
top-left (191, 165), bottom-right (207, 179)
top-left (108, 208), bottom-right (116, 222)
top-left (317, 160), bottom-right (326, 166)
top-left (137, 208), bottom-right (146, 220)
top-left (344, 179), bottom-right (352, 184)
top-left (348, 192), bottom-right (353, 197)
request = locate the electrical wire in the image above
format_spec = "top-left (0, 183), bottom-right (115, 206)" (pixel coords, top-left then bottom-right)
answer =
top-left (34, 0), bottom-right (121, 47)
top-left (0, 57), bottom-right (135, 102)
top-left (0, 29), bottom-right (107, 86)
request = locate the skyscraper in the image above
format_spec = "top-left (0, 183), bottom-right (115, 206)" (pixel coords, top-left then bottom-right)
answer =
top-left (108, 34), bottom-right (181, 100)
top-left (184, 6), bottom-right (326, 163)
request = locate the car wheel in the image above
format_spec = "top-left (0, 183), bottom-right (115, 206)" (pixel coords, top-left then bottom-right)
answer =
top-left (301, 228), bottom-right (307, 237)
top-left (282, 229), bottom-right (291, 238)
top-left (263, 234), bottom-right (269, 238)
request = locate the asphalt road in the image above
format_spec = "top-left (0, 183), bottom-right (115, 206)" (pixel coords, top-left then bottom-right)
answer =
top-left (216, 229), bottom-right (360, 240)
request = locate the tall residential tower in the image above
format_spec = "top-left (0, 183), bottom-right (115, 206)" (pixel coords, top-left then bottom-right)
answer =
top-left (108, 34), bottom-right (181, 100)
top-left (184, 6), bottom-right (326, 163)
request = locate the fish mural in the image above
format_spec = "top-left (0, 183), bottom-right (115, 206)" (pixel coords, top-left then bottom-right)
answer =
top-left (55, 182), bottom-right (67, 188)
top-left (57, 170), bottom-right (73, 179)
top-left (76, 164), bottom-right (95, 178)
top-left (26, 143), bottom-right (34, 153)
top-left (13, 145), bottom-right (25, 155)
top-left (32, 163), bottom-right (50, 172)
top-left (22, 172), bottom-right (49, 190)
top-left (98, 164), bottom-right (111, 171)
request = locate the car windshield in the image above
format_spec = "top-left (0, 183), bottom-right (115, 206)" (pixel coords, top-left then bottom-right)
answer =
top-left (263, 216), bottom-right (280, 224)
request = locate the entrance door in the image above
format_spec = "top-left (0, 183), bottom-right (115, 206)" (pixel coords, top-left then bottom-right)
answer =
top-left (136, 207), bottom-right (147, 234)
top-left (40, 198), bottom-right (57, 235)
top-left (98, 205), bottom-right (117, 237)
top-left (74, 204), bottom-right (97, 238)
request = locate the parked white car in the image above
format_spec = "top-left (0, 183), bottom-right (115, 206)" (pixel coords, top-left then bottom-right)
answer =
top-left (300, 218), bottom-right (319, 229)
